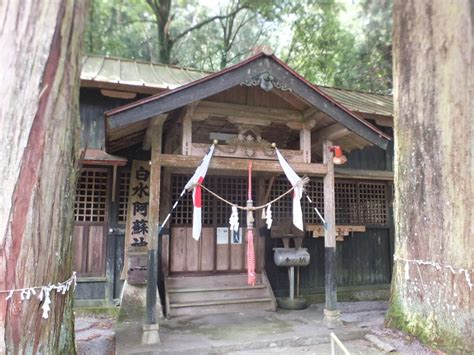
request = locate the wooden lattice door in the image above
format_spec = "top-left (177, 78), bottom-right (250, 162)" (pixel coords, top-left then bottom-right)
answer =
top-left (73, 167), bottom-right (110, 277)
top-left (169, 175), bottom-right (258, 275)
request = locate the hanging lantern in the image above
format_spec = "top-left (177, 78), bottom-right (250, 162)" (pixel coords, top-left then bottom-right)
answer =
top-left (329, 146), bottom-right (347, 165)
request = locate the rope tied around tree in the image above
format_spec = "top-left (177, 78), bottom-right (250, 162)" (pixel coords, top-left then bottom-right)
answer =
top-left (188, 176), bottom-right (310, 211)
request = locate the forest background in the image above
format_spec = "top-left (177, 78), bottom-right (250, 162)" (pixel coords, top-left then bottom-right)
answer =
top-left (85, 0), bottom-right (392, 94)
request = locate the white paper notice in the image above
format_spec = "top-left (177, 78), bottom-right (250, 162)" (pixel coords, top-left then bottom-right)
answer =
top-left (217, 227), bottom-right (229, 244)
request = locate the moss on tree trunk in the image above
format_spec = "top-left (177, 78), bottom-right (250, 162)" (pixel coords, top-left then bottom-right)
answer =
top-left (390, 0), bottom-right (473, 352)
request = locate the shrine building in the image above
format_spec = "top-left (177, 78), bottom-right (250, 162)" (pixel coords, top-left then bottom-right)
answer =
top-left (74, 50), bottom-right (394, 321)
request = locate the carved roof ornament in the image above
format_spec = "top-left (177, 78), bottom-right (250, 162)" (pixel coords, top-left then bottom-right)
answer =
top-left (240, 72), bottom-right (292, 92)
top-left (216, 125), bottom-right (275, 158)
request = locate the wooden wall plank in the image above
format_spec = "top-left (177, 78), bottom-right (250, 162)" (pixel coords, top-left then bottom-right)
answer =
top-left (73, 225), bottom-right (84, 273)
top-left (185, 228), bottom-right (199, 271)
top-left (170, 227), bottom-right (187, 272)
top-left (87, 225), bottom-right (106, 276)
top-left (200, 228), bottom-right (215, 271)
top-left (216, 229), bottom-right (229, 271)
top-left (230, 244), bottom-right (244, 270)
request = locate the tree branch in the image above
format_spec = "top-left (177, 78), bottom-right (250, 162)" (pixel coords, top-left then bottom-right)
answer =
top-left (173, 5), bottom-right (248, 42)
top-left (120, 19), bottom-right (158, 26)
top-left (228, 13), bottom-right (255, 50)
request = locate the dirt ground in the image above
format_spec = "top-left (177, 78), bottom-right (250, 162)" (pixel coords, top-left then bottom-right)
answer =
top-left (75, 302), bottom-right (439, 354)
top-left (75, 313), bottom-right (116, 355)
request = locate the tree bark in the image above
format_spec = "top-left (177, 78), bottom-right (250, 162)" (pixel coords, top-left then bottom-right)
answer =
top-left (0, 0), bottom-right (89, 353)
top-left (389, 0), bottom-right (473, 352)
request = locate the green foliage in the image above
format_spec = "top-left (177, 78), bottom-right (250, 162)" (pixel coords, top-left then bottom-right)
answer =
top-left (285, 0), bottom-right (392, 93)
top-left (84, 0), bottom-right (157, 61)
top-left (172, 1), bottom-right (274, 70)
top-left (285, 1), bottom-right (357, 87)
top-left (84, 0), bottom-right (393, 93)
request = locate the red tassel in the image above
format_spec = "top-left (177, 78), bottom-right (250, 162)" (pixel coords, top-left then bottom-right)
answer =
top-left (247, 229), bottom-right (256, 286)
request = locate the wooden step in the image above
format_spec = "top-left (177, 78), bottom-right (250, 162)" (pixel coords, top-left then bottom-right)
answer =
top-left (165, 272), bottom-right (277, 317)
top-left (170, 297), bottom-right (273, 308)
top-left (168, 284), bottom-right (269, 303)
top-left (168, 284), bottom-right (267, 293)
top-left (167, 273), bottom-right (263, 289)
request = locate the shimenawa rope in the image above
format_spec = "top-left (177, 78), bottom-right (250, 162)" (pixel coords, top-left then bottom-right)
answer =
top-left (192, 176), bottom-right (310, 211)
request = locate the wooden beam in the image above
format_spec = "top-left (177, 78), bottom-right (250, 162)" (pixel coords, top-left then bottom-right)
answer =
top-left (107, 59), bottom-right (274, 129)
top-left (179, 103), bottom-right (198, 155)
top-left (142, 114), bottom-right (167, 150)
top-left (323, 139), bottom-right (340, 325)
top-left (312, 124), bottom-right (351, 147)
top-left (228, 116), bottom-right (271, 126)
top-left (303, 108), bottom-right (327, 123)
top-left (286, 119), bottom-right (316, 131)
top-left (335, 168), bottom-right (393, 180)
top-left (193, 101), bottom-right (303, 123)
top-left (159, 154), bottom-right (327, 175)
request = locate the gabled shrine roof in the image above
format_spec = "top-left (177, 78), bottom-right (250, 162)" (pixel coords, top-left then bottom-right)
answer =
top-left (103, 51), bottom-right (391, 152)
top-left (81, 55), bottom-right (393, 118)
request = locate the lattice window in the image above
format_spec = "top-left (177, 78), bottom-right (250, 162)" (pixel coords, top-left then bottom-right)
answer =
top-left (118, 171), bottom-right (130, 223)
top-left (358, 182), bottom-right (387, 224)
top-left (171, 175), bottom-right (388, 226)
top-left (171, 175), bottom-right (193, 225)
top-left (75, 168), bottom-right (109, 222)
top-left (335, 181), bottom-right (358, 224)
top-left (267, 177), bottom-right (387, 226)
top-left (303, 179), bottom-right (324, 223)
top-left (267, 177), bottom-right (324, 224)
top-left (214, 176), bottom-right (255, 225)
top-left (266, 178), bottom-right (292, 223)
top-left (171, 175), bottom-right (254, 226)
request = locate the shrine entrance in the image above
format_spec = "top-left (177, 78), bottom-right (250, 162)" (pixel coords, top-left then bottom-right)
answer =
top-left (168, 174), bottom-right (263, 275)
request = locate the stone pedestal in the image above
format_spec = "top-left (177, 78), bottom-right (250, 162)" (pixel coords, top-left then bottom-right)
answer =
top-left (141, 323), bottom-right (160, 345)
top-left (323, 308), bottom-right (343, 328)
top-left (118, 281), bottom-right (162, 323)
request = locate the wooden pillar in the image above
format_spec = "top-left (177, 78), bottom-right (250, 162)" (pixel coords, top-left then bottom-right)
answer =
top-left (145, 117), bottom-right (164, 336)
top-left (323, 139), bottom-right (341, 327)
top-left (300, 128), bottom-right (311, 163)
top-left (181, 104), bottom-right (198, 156)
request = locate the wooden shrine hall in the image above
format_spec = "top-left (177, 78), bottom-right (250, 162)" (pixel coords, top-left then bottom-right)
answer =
top-left (102, 50), bottom-right (391, 324)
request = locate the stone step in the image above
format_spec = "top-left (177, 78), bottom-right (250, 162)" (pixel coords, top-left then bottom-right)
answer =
top-left (168, 284), bottom-right (269, 303)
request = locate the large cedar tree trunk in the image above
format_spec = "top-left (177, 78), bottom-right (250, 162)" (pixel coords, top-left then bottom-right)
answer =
top-left (389, 0), bottom-right (473, 352)
top-left (0, 1), bottom-right (89, 353)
